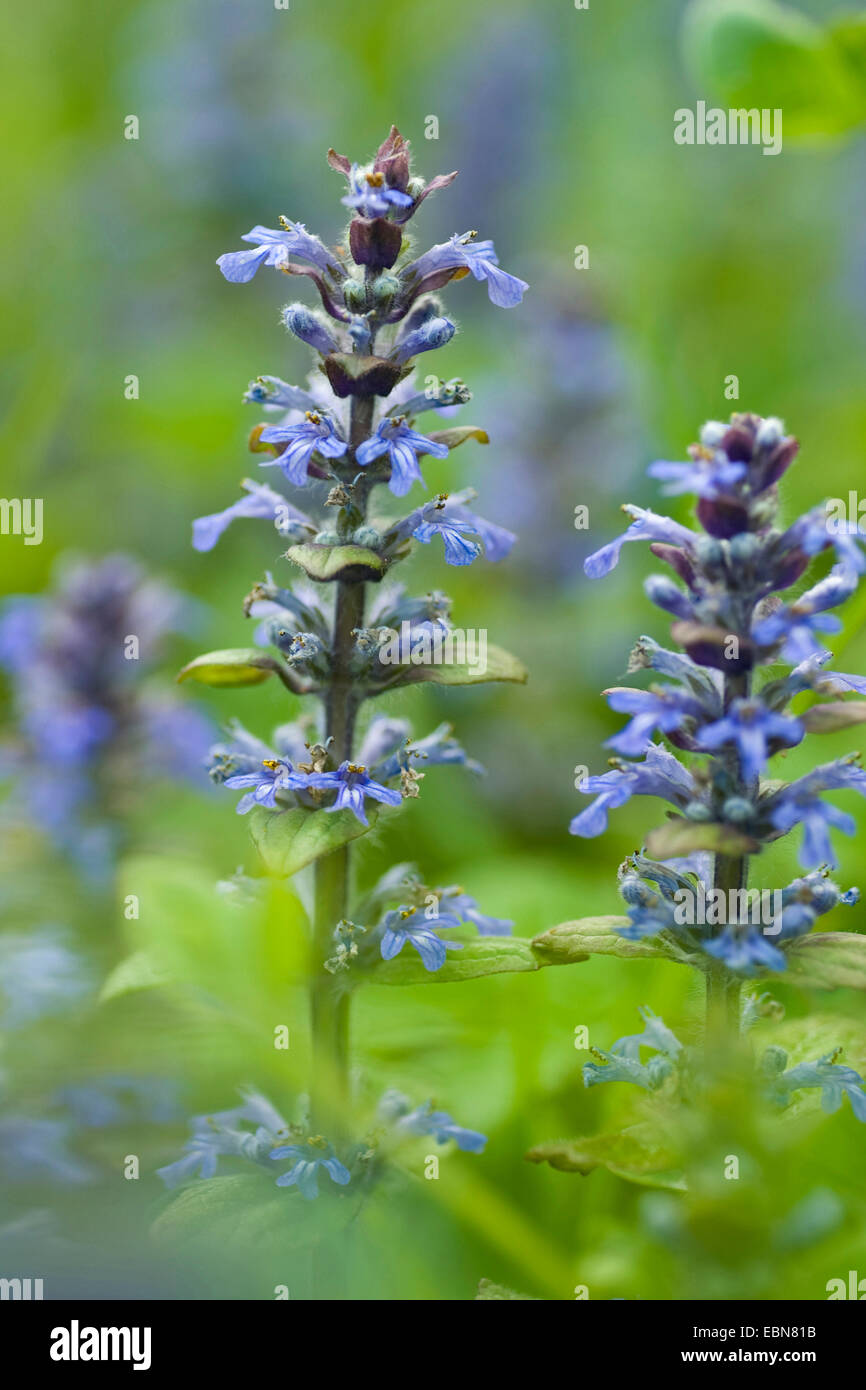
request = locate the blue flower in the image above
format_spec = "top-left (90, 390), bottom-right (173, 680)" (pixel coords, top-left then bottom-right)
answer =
top-left (696, 698), bottom-right (804, 783)
top-left (192, 479), bottom-right (311, 552)
top-left (380, 1092), bottom-right (487, 1152)
top-left (217, 220), bottom-right (340, 284)
top-left (223, 758), bottom-right (309, 814)
top-left (570, 742), bottom-right (696, 837)
top-left (259, 411), bottom-right (348, 487)
top-left (341, 164), bottom-right (414, 219)
top-left (379, 905), bottom-right (463, 972)
top-left (270, 1138), bottom-right (351, 1199)
top-left (0, 1115), bottom-right (94, 1186)
top-left (304, 760), bottom-right (402, 826)
top-left (356, 418), bottom-right (449, 497)
top-left (371, 721), bottom-right (484, 781)
top-left (584, 506), bottom-right (696, 579)
top-left (403, 234), bottom-right (528, 308)
top-left (402, 493), bottom-right (516, 566)
top-left (604, 686), bottom-right (704, 756)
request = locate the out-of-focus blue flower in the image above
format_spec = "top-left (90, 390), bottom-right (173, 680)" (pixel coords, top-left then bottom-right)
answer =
top-left (193, 479), bottom-right (311, 552)
top-left (379, 906), bottom-right (463, 972)
top-left (56, 1076), bottom-right (182, 1128)
top-left (752, 566), bottom-right (856, 662)
top-left (584, 506), bottom-right (696, 579)
top-left (648, 454), bottom-right (747, 498)
top-left (304, 760), bottom-right (402, 826)
top-left (259, 412), bottom-right (348, 487)
top-left (436, 887), bottom-right (513, 936)
top-left (604, 686), bottom-right (704, 756)
top-left (270, 1137), bottom-right (351, 1199)
top-left (0, 929), bottom-right (91, 1030)
top-left (379, 1090), bottom-right (487, 1151)
top-left (583, 1007), bottom-right (681, 1091)
top-left (356, 419), bottom-right (449, 497)
top-left (696, 698), bottom-right (804, 783)
top-left (764, 1048), bottom-right (866, 1121)
top-left (0, 1115), bottom-right (94, 1185)
top-left (156, 1089), bottom-right (291, 1189)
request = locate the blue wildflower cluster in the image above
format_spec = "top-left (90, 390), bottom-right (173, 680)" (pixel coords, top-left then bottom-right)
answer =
top-left (170, 127), bottom-right (525, 1196)
top-left (572, 414), bottom-right (866, 977)
top-left (582, 1005), bottom-right (866, 1124)
top-left (157, 1085), bottom-right (485, 1199)
top-left (0, 554), bottom-right (213, 882)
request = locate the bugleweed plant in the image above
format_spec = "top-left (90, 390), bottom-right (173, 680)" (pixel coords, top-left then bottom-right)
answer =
top-left (530, 413), bottom-right (866, 1188)
top-left (166, 129), bottom-right (528, 1200)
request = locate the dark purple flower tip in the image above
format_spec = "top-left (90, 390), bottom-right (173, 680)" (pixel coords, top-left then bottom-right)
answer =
top-left (696, 494), bottom-right (751, 539)
top-left (323, 352), bottom-right (405, 399)
top-left (649, 543), bottom-right (696, 588)
top-left (348, 216), bottom-right (403, 270)
top-left (670, 621), bottom-right (755, 674)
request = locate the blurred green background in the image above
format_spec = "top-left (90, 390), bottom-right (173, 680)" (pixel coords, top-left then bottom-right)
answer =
top-left (2, 0), bottom-right (866, 1300)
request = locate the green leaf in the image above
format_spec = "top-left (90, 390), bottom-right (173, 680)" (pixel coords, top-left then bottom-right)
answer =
top-left (99, 950), bottom-right (172, 1003)
top-left (526, 1123), bottom-right (686, 1190)
top-left (756, 1013), bottom-right (866, 1071)
top-left (532, 915), bottom-right (686, 965)
top-left (784, 932), bottom-right (866, 990)
top-left (248, 802), bottom-right (380, 877)
top-left (389, 642), bottom-right (528, 688)
top-left (682, 0), bottom-right (866, 141)
top-left (645, 818), bottom-right (758, 859)
top-left (286, 542), bottom-right (386, 584)
top-left (177, 648), bottom-right (281, 687)
top-left (152, 1173), bottom-right (363, 1255)
top-left (371, 934), bottom-right (543, 985)
top-left (800, 701), bottom-right (866, 733)
top-left (475, 1278), bottom-right (539, 1301)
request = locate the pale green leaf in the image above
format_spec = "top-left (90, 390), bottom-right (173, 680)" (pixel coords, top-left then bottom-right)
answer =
top-left (526, 1122), bottom-right (686, 1190)
top-left (645, 818), bottom-right (758, 858)
top-left (371, 934), bottom-right (542, 985)
top-left (532, 915), bottom-right (687, 965)
top-left (248, 802), bottom-right (380, 877)
top-left (390, 643), bottom-right (528, 688)
top-left (286, 542), bottom-right (386, 584)
top-left (177, 648), bottom-right (280, 687)
top-left (784, 932), bottom-right (866, 990)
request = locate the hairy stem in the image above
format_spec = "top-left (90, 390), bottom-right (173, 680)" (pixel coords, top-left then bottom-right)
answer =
top-left (706, 668), bottom-right (750, 1044)
top-left (309, 393), bottom-right (374, 1136)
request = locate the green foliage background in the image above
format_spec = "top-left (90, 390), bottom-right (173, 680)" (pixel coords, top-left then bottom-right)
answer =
top-left (2, 0), bottom-right (866, 1299)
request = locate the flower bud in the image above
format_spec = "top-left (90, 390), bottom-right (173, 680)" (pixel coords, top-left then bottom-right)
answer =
top-left (282, 303), bottom-right (338, 355)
